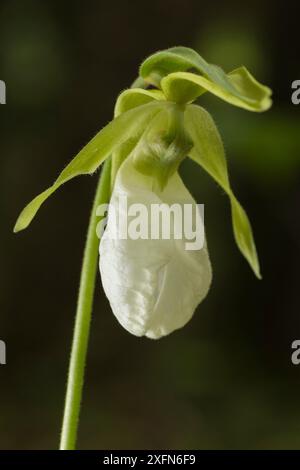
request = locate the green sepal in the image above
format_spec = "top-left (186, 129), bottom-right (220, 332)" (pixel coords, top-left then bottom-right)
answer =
top-left (139, 46), bottom-right (272, 111)
top-left (14, 101), bottom-right (164, 232)
top-left (140, 46), bottom-right (230, 89)
top-left (185, 104), bottom-right (261, 278)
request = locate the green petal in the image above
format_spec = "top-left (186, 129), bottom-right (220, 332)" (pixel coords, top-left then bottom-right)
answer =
top-left (227, 66), bottom-right (272, 111)
top-left (114, 88), bottom-right (165, 116)
top-left (185, 104), bottom-right (261, 278)
top-left (161, 70), bottom-right (272, 111)
top-left (14, 101), bottom-right (163, 233)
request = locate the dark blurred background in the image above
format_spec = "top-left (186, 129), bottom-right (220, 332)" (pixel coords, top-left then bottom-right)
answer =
top-left (1, 0), bottom-right (300, 450)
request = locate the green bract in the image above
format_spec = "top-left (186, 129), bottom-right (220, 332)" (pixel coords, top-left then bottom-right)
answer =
top-left (14, 46), bottom-right (272, 277)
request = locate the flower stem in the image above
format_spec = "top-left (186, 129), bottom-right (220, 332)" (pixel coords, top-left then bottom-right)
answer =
top-left (59, 158), bottom-right (111, 450)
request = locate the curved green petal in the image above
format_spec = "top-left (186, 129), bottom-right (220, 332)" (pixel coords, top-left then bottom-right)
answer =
top-left (161, 71), bottom-right (272, 111)
top-left (114, 88), bottom-right (165, 116)
top-left (14, 101), bottom-right (163, 233)
top-left (227, 66), bottom-right (272, 110)
top-left (185, 104), bottom-right (261, 278)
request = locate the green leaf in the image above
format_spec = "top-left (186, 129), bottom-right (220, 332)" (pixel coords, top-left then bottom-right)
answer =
top-left (14, 101), bottom-right (164, 233)
top-left (185, 104), bottom-right (261, 278)
top-left (161, 70), bottom-right (272, 111)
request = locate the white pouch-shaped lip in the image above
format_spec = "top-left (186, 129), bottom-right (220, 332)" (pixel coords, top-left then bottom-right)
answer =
top-left (99, 155), bottom-right (212, 339)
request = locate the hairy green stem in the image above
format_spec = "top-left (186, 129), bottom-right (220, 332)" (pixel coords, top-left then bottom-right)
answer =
top-left (60, 158), bottom-right (111, 450)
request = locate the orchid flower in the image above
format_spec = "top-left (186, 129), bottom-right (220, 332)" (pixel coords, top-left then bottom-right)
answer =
top-left (14, 47), bottom-right (272, 449)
